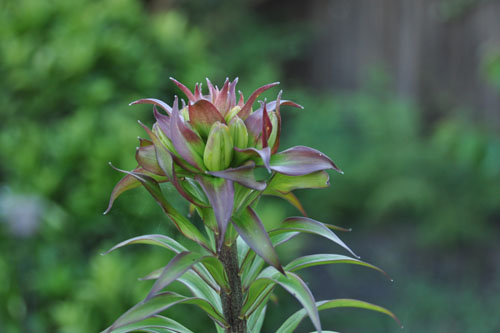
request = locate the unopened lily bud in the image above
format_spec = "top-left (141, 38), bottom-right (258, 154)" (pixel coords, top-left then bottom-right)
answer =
top-left (203, 122), bottom-right (234, 171)
top-left (225, 105), bottom-right (241, 123)
top-left (152, 123), bottom-right (176, 154)
top-left (229, 116), bottom-right (248, 149)
top-left (267, 111), bottom-right (279, 149)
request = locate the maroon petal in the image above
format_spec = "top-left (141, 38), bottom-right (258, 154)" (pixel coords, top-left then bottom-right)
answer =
top-left (237, 91), bottom-right (244, 107)
top-left (195, 175), bottom-right (234, 251)
top-left (194, 83), bottom-right (203, 100)
top-left (270, 146), bottom-right (343, 176)
top-left (206, 78), bottom-right (217, 102)
top-left (214, 78), bottom-right (230, 115)
top-left (238, 82), bottom-right (279, 119)
top-left (234, 146), bottom-right (271, 173)
top-left (188, 100), bottom-right (225, 138)
top-left (170, 97), bottom-right (205, 170)
top-left (261, 101), bottom-right (272, 148)
top-left (170, 77), bottom-right (195, 102)
top-left (130, 98), bottom-right (172, 115)
top-left (207, 161), bottom-right (266, 191)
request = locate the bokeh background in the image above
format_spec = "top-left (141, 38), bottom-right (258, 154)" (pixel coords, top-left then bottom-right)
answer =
top-left (1, 0), bottom-right (499, 332)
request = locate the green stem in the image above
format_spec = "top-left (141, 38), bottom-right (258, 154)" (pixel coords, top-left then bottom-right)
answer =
top-left (220, 242), bottom-right (247, 333)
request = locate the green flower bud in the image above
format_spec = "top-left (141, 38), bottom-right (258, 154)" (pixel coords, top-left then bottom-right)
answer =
top-left (225, 105), bottom-right (241, 123)
top-left (228, 116), bottom-right (248, 149)
top-left (203, 122), bottom-right (234, 171)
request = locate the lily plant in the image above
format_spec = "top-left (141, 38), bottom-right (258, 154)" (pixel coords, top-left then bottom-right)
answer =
top-left (102, 78), bottom-right (400, 332)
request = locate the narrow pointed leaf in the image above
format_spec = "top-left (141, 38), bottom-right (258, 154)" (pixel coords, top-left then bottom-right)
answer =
top-left (266, 171), bottom-right (330, 193)
top-left (170, 77), bottom-right (195, 102)
top-left (285, 254), bottom-right (390, 279)
top-left (241, 276), bottom-right (275, 315)
top-left (195, 175), bottom-right (234, 251)
top-left (200, 256), bottom-right (229, 291)
top-left (107, 292), bottom-right (226, 332)
top-left (147, 252), bottom-right (205, 299)
top-left (238, 82), bottom-right (280, 119)
top-left (104, 315), bottom-right (193, 333)
top-left (178, 270), bottom-right (222, 313)
top-left (130, 98), bottom-right (172, 115)
top-left (102, 234), bottom-right (187, 255)
top-left (276, 299), bottom-right (401, 333)
top-left (272, 217), bottom-right (357, 257)
top-left (110, 166), bottom-right (210, 252)
top-left (188, 100), bottom-right (226, 138)
top-left (234, 147), bottom-right (271, 173)
top-left (261, 102), bottom-right (272, 148)
top-left (232, 207), bottom-right (283, 273)
top-left (153, 107), bottom-right (171, 139)
top-left (258, 269), bottom-right (322, 333)
top-left (247, 303), bottom-right (267, 333)
top-left (104, 167), bottom-right (167, 214)
top-left (270, 146), bottom-right (343, 176)
top-left (170, 97), bottom-right (205, 170)
top-left (263, 189), bottom-right (307, 216)
top-left (208, 161), bottom-right (266, 191)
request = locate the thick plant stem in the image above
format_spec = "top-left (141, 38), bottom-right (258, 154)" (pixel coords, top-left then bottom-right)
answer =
top-left (220, 242), bottom-right (247, 333)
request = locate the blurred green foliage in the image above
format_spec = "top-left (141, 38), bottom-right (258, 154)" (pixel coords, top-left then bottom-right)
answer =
top-left (0, 0), bottom-right (499, 331)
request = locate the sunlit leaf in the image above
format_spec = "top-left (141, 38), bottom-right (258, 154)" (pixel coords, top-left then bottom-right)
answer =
top-left (103, 315), bottom-right (193, 333)
top-left (276, 299), bottom-right (401, 333)
top-left (271, 216), bottom-right (357, 257)
top-left (285, 254), bottom-right (390, 280)
top-left (234, 147), bottom-right (271, 172)
top-left (102, 234), bottom-right (186, 255)
top-left (130, 98), bottom-right (172, 114)
top-left (266, 171), bottom-right (330, 193)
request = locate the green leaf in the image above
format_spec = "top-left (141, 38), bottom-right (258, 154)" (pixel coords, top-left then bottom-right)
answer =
top-left (195, 175), bottom-right (234, 251)
top-left (109, 166), bottom-right (212, 253)
top-left (271, 217), bottom-right (358, 258)
top-left (259, 269), bottom-right (321, 333)
top-left (201, 256), bottom-right (229, 291)
top-left (263, 189), bottom-right (307, 216)
top-left (240, 277), bottom-right (275, 317)
top-left (136, 144), bottom-right (164, 176)
top-left (232, 207), bottom-right (284, 274)
top-left (285, 254), bottom-right (390, 280)
top-left (147, 252), bottom-right (206, 299)
top-left (107, 292), bottom-right (227, 332)
top-left (178, 270), bottom-right (223, 314)
top-left (266, 171), bottom-right (330, 193)
top-left (102, 234), bottom-right (187, 255)
top-left (276, 299), bottom-right (401, 333)
top-left (104, 315), bottom-right (193, 333)
top-left (247, 304), bottom-right (268, 333)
